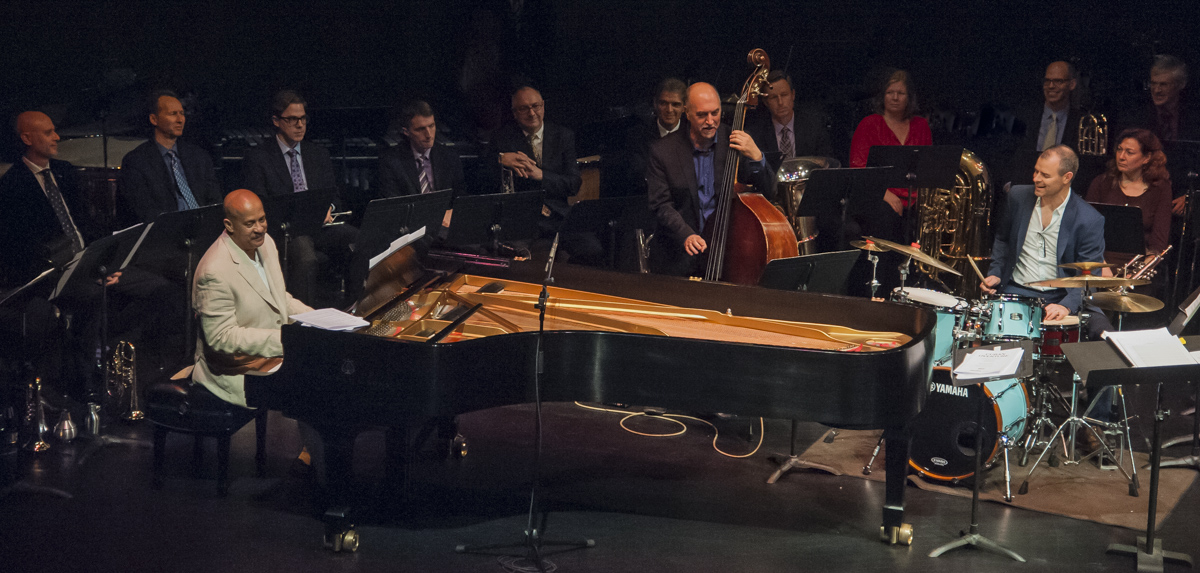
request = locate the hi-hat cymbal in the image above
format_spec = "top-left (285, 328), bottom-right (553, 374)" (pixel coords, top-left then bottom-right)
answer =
top-left (1089, 291), bottom-right (1165, 313)
top-left (862, 236), bottom-right (962, 276)
top-left (1027, 276), bottom-right (1151, 288)
top-left (850, 239), bottom-right (887, 253)
top-left (1057, 261), bottom-right (1118, 272)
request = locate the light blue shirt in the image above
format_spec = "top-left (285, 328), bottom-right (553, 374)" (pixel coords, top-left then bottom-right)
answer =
top-left (276, 135), bottom-right (307, 191)
top-left (1013, 190), bottom-right (1071, 290)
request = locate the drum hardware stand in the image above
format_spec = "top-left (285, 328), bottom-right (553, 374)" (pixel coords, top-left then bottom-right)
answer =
top-left (928, 374), bottom-right (1025, 562)
top-left (1082, 385), bottom-right (1139, 480)
top-left (1107, 382), bottom-right (1194, 572)
top-left (867, 249), bottom-right (881, 298)
top-left (767, 420), bottom-right (840, 484)
top-left (456, 235), bottom-right (594, 571)
top-left (1019, 372), bottom-right (1071, 468)
top-left (1159, 381), bottom-right (1200, 471)
top-left (1018, 371), bottom-right (1137, 496)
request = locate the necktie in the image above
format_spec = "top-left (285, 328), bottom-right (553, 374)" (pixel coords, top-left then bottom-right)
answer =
top-left (528, 133), bottom-right (541, 165)
top-left (166, 151), bottom-right (200, 210)
top-left (1042, 114), bottom-right (1057, 151)
top-left (40, 169), bottom-right (84, 255)
top-left (1160, 110), bottom-right (1177, 141)
top-left (779, 126), bottom-right (794, 159)
top-left (417, 155), bottom-right (433, 194)
top-left (286, 149), bottom-right (306, 193)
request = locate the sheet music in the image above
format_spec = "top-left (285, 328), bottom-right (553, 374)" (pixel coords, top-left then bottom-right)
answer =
top-left (953, 347), bottom-right (1024, 380)
top-left (368, 226), bottom-right (426, 270)
top-left (1103, 327), bottom-right (1197, 368)
top-left (289, 308), bottom-right (369, 331)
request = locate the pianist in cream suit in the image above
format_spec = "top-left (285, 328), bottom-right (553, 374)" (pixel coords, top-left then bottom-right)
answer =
top-left (192, 189), bottom-right (313, 407)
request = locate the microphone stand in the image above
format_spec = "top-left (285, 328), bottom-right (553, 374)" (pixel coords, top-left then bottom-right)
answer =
top-left (456, 234), bottom-right (593, 571)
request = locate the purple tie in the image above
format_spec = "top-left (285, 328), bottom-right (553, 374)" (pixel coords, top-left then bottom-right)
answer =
top-left (286, 149), bottom-right (305, 193)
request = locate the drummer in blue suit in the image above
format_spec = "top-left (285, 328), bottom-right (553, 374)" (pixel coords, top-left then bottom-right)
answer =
top-left (980, 144), bottom-right (1114, 339)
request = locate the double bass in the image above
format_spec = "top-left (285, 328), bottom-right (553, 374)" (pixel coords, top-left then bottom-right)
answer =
top-left (702, 49), bottom-right (799, 285)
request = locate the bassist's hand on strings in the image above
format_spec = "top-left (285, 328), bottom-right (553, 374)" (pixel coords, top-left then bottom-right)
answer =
top-left (684, 234), bottom-right (707, 256)
top-left (728, 130), bottom-right (763, 162)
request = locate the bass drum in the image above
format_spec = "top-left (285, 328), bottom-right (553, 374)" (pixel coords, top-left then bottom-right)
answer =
top-left (908, 367), bottom-right (1029, 482)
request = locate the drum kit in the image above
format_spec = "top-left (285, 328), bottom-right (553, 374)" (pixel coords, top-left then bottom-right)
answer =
top-left (853, 237), bottom-right (1161, 499)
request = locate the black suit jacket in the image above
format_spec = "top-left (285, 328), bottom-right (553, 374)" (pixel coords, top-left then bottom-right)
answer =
top-left (1016, 104), bottom-right (1082, 152)
top-left (117, 139), bottom-right (222, 227)
top-left (744, 108), bottom-right (834, 173)
top-left (0, 159), bottom-right (103, 286)
top-left (242, 139), bottom-right (339, 206)
top-left (377, 140), bottom-right (466, 198)
top-left (489, 121), bottom-right (581, 220)
top-left (646, 126), bottom-right (774, 272)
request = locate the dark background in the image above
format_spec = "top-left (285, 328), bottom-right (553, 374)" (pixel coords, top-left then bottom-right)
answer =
top-left (1, 0), bottom-right (1196, 167)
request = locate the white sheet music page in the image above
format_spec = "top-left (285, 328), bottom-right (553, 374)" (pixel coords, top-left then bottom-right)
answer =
top-left (1102, 327), bottom-right (1197, 368)
top-left (368, 226), bottom-right (427, 270)
top-left (289, 308), bottom-right (369, 331)
top-left (953, 347), bottom-right (1024, 380)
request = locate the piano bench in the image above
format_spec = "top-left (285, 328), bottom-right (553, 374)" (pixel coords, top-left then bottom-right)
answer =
top-left (146, 375), bottom-right (267, 497)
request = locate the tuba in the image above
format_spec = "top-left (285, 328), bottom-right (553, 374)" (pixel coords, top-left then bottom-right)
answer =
top-left (915, 149), bottom-right (993, 298)
top-left (776, 156), bottom-right (840, 255)
top-left (1078, 113), bottom-right (1108, 156)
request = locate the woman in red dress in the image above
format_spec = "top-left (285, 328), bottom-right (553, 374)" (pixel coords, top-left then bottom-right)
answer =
top-left (1085, 128), bottom-right (1172, 262)
top-left (849, 69), bottom-right (934, 216)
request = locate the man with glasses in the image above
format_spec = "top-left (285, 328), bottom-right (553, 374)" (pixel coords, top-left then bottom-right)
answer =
top-left (1022, 61), bottom-right (1080, 153)
top-left (1123, 55), bottom-right (1198, 215)
top-left (117, 90), bottom-right (223, 227)
top-left (242, 90), bottom-right (356, 305)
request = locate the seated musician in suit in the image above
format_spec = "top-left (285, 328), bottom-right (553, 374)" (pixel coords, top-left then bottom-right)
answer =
top-left (378, 100), bottom-right (465, 198)
top-left (241, 90), bottom-right (357, 305)
top-left (605, 78), bottom-right (688, 198)
top-left (192, 189), bottom-right (313, 407)
top-left (1121, 55), bottom-right (1199, 215)
top-left (745, 70), bottom-right (834, 173)
top-left (646, 82), bottom-right (773, 277)
top-left (0, 112), bottom-right (179, 395)
top-left (117, 90), bottom-right (223, 228)
top-left (980, 145), bottom-right (1114, 339)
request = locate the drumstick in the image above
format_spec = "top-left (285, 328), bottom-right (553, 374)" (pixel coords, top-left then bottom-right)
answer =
top-left (966, 256), bottom-right (987, 283)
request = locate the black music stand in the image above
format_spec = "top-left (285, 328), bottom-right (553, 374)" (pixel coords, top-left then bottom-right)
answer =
top-left (867, 145), bottom-right (962, 243)
top-left (261, 188), bottom-right (336, 278)
top-left (1093, 203), bottom-right (1146, 256)
top-left (1161, 285), bottom-right (1200, 472)
top-left (1062, 340), bottom-right (1197, 572)
top-left (444, 190), bottom-right (545, 253)
top-left (799, 166), bottom-right (895, 251)
top-left (346, 191), bottom-right (453, 296)
top-left (928, 340), bottom-right (1033, 563)
top-left (758, 249), bottom-right (861, 294)
top-left (559, 195), bottom-right (653, 269)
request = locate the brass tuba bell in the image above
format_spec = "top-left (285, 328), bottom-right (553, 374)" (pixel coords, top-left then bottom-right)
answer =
top-left (915, 149), bottom-right (993, 298)
top-left (776, 156), bottom-right (840, 255)
top-left (1078, 113), bottom-right (1108, 156)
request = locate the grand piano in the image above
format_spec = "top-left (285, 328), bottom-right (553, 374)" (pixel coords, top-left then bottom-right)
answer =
top-left (246, 249), bottom-right (935, 549)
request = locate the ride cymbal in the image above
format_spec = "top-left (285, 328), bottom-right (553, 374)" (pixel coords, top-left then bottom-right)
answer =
top-left (1089, 292), bottom-right (1164, 313)
top-left (1057, 261), bottom-right (1118, 272)
top-left (862, 236), bottom-right (961, 276)
top-left (1026, 276), bottom-right (1151, 288)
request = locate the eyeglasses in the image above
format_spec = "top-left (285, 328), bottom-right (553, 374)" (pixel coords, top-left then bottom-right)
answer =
top-left (512, 102), bottom-right (544, 114)
top-left (1042, 78), bottom-right (1070, 87)
top-left (1147, 80), bottom-right (1178, 90)
top-left (276, 115), bottom-right (309, 126)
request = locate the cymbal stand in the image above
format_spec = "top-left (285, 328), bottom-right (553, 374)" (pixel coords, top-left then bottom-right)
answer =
top-left (928, 384), bottom-right (1025, 562)
top-left (1019, 366), bottom-right (1071, 468)
top-left (897, 255), bottom-right (912, 293)
top-left (1160, 381), bottom-right (1200, 471)
top-left (456, 235), bottom-right (593, 572)
top-left (867, 250), bottom-right (881, 298)
top-left (767, 420), bottom-right (840, 484)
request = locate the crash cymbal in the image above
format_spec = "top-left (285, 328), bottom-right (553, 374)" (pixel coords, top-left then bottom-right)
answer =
top-left (862, 236), bottom-right (961, 276)
top-left (850, 239), bottom-right (887, 253)
top-left (1089, 291), bottom-right (1165, 313)
top-left (1057, 261), bottom-right (1118, 272)
top-left (1026, 276), bottom-right (1151, 288)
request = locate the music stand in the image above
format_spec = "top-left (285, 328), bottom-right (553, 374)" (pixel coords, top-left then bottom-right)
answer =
top-left (799, 167), bottom-right (894, 251)
top-left (444, 190), bottom-right (545, 253)
top-left (758, 249), bottom-right (861, 294)
top-left (1161, 285), bottom-right (1200, 472)
top-left (260, 188), bottom-right (336, 278)
top-left (1062, 340), bottom-right (1198, 572)
top-left (867, 145), bottom-right (963, 243)
top-left (346, 191), bottom-right (453, 297)
top-left (559, 195), bottom-right (653, 269)
top-left (1092, 203), bottom-right (1146, 256)
top-left (928, 340), bottom-right (1032, 563)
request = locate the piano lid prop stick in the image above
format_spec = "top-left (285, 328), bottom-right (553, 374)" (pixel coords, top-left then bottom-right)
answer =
top-left (544, 232), bottom-right (561, 285)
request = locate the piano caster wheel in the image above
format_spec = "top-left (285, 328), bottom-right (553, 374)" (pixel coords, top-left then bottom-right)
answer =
top-left (324, 528), bottom-right (359, 553)
top-left (879, 523), bottom-right (913, 546)
top-left (451, 435), bottom-right (468, 459)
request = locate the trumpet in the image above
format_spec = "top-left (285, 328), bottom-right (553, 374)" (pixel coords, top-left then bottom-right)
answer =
top-left (105, 341), bottom-right (144, 422)
top-left (1078, 113), bottom-right (1108, 156)
top-left (1118, 245), bottom-right (1173, 282)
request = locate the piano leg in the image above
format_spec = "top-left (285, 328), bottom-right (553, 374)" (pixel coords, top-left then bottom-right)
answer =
top-left (313, 424), bottom-right (360, 553)
top-left (880, 426), bottom-right (914, 546)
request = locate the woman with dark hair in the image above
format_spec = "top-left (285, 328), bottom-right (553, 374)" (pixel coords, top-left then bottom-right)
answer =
top-left (849, 69), bottom-right (934, 215)
top-left (1085, 128), bottom-right (1172, 258)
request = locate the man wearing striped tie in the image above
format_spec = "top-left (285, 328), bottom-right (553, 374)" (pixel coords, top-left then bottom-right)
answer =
top-left (378, 100), bottom-right (465, 199)
top-left (116, 90), bottom-right (223, 228)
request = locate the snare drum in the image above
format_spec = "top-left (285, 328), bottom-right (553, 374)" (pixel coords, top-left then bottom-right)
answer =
top-left (1038, 315), bottom-right (1081, 360)
top-left (893, 287), bottom-right (966, 365)
top-left (909, 367), bottom-right (1029, 482)
top-left (981, 294), bottom-right (1043, 341)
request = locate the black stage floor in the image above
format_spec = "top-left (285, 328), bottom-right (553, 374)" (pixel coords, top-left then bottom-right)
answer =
top-left (2, 401), bottom-right (1198, 572)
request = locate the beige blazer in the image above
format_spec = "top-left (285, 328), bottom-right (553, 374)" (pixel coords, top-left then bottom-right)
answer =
top-left (191, 231), bottom-right (312, 406)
